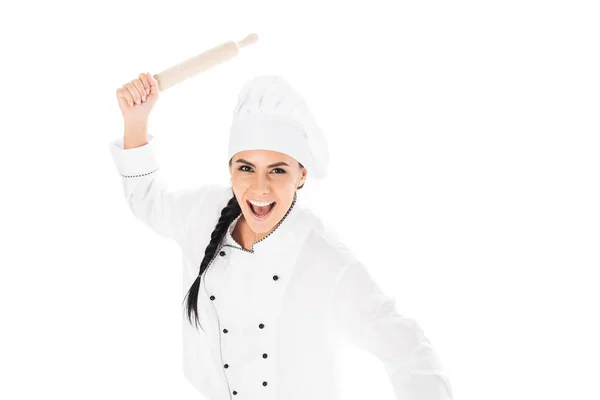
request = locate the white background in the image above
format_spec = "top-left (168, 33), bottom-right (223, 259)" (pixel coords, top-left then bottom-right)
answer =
top-left (0, 0), bottom-right (598, 399)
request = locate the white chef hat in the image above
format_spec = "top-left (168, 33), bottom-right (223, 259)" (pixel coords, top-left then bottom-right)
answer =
top-left (227, 76), bottom-right (330, 180)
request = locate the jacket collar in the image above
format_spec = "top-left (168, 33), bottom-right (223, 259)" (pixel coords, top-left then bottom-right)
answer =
top-left (222, 191), bottom-right (302, 255)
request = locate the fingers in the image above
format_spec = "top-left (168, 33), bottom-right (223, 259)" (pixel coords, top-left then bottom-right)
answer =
top-left (132, 78), bottom-right (146, 102)
top-left (123, 82), bottom-right (142, 105)
top-left (116, 86), bottom-right (134, 107)
top-left (138, 73), bottom-right (151, 97)
top-left (116, 72), bottom-right (157, 108)
top-left (146, 72), bottom-right (159, 95)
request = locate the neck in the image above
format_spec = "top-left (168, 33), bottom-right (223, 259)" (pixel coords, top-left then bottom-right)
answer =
top-left (233, 215), bottom-right (269, 251)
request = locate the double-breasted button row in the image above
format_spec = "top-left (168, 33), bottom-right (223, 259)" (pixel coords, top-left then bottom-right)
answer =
top-left (223, 323), bottom-right (270, 397)
top-left (208, 274), bottom-right (280, 302)
top-left (223, 353), bottom-right (267, 369)
top-left (230, 381), bottom-right (268, 396)
top-left (216, 323), bottom-right (266, 330)
top-left (209, 268), bottom-right (281, 397)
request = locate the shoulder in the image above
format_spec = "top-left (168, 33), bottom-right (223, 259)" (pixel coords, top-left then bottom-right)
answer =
top-left (296, 206), bottom-right (359, 269)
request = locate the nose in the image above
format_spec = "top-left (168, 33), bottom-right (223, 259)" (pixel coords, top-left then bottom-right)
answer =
top-left (251, 172), bottom-right (271, 194)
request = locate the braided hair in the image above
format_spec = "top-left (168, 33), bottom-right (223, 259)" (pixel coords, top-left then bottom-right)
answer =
top-left (182, 157), bottom-right (305, 331)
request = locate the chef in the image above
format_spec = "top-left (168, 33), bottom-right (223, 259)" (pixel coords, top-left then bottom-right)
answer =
top-left (109, 75), bottom-right (454, 400)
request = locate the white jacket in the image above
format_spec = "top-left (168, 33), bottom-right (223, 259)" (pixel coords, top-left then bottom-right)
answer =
top-left (109, 134), bottom-right (454, 400)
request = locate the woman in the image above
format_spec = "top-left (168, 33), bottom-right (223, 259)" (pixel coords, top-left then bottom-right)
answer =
top-left (110, 73), bottom-right (453, 400)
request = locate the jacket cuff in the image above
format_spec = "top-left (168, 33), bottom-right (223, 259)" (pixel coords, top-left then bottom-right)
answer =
top-left (108, 133), bottom-right (160, 177)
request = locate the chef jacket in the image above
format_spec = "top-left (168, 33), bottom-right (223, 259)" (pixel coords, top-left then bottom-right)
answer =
top-left (108, 134), bottom-right (454, 400)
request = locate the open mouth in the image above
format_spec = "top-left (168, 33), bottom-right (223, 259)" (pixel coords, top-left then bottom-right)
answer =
top-left (247, 200), bottom-right (276, 222)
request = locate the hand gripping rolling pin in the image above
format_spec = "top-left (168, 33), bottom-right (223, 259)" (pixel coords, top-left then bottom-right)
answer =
top-left (152, 33), bottom-right (259, 91)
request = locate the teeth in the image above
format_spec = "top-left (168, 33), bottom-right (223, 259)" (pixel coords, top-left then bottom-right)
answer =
top-left (248, 199), bottom-right (274, 207)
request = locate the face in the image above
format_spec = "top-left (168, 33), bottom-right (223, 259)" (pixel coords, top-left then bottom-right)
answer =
top-left (229, 149), bottom-right (307, 239)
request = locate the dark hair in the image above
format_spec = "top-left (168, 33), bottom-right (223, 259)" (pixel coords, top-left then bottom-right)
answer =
top-left (182, 157), bottom-right (305, 331)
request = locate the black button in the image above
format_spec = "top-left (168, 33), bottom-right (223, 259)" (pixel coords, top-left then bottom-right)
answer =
top-left (224, 364), bottom-right (229, 368)
top-left (262, 381), bottom-right (268, 386)
top-left (223, 328), bottom-right (228, 333)
top-left (258, 323), bottom-right (264, 329)
top-left (272, 275), bottom-right (279, 281)
top-left (210, 295), bottom-right (215, 301)
top-left (262, 353), bottom-right (268, 359)
top-left (233, 390), bottom-right (237, 395)
top-left (219, 251), bottom-right (226, 257)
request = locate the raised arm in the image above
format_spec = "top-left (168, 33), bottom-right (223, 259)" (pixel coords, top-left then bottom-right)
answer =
top-left (110, 72), bottom-right (218, 253)
top-left (109, 132), bottom-right (218, 253)
top-left (330, 261), bottom-right (454, 400)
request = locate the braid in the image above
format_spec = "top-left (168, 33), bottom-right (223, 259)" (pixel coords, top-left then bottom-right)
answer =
top-left (182, 191), bottom-right (241, 332)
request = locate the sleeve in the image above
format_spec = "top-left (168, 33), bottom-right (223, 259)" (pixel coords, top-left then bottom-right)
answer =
top-left (330, 261), bottom-right (454, 400)
top-left (108, 133), bottom-right (218, 251)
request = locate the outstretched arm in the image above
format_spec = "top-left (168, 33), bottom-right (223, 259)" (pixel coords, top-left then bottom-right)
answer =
top-left (330, 261), bottom-right (453, 400)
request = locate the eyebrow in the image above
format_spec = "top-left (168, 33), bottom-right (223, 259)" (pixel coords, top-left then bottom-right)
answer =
top-left (235, 159), bottom-right (290, 168)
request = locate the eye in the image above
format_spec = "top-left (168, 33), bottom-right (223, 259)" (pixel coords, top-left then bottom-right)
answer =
top-left (238, 166), bottom-right (286, 174)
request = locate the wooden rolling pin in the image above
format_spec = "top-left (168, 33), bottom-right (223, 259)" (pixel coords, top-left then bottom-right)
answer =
top-left (153, 33), bottom-right (259, 91)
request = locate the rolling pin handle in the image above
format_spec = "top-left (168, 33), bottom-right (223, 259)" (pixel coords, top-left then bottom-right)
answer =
top-left (237, 33), bottom-right (259, 48)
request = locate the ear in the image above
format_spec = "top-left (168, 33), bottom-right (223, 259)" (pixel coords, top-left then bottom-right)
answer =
top-left (301, 168), bottom-right (308, 182)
